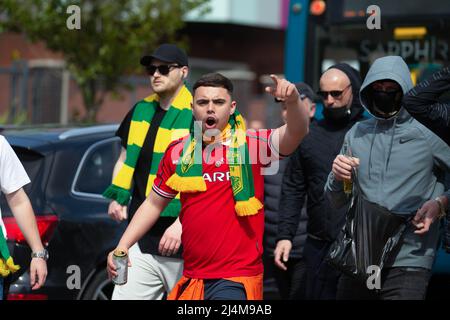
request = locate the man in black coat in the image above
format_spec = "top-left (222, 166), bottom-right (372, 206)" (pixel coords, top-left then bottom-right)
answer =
top-left (264, 83), bottom-right (316, 300)
top-left (403, 66), bottom-right (450, 146)
top-left (275, 63), bottom-right (365, 300)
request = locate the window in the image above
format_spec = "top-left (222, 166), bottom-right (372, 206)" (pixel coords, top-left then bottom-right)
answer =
top-left (73, 138), bottom-right (121, 196)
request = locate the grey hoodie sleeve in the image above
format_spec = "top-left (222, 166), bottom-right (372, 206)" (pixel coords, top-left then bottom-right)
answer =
top-left (324, 134), bottom-right (351, 209)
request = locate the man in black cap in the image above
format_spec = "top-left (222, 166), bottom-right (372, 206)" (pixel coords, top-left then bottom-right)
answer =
top-left (105, 43), bottom-right (192, 300)
top-left (275, 64), bottom-right (366, 299)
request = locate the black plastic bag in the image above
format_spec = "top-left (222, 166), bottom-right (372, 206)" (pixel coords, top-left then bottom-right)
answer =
top-left (325, 171), bottom-right (412, 283)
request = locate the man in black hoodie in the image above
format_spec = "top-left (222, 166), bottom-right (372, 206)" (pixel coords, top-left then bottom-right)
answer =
top-left (275, 63), bottom-right (365, 300)
top-left (403, 66), bottom-right (450, 146)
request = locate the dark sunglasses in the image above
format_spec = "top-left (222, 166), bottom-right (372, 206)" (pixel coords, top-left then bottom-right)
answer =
top-left (146, 64), bottom-right (180, 76)
top-left (317, 84), bottom-right (351, 100)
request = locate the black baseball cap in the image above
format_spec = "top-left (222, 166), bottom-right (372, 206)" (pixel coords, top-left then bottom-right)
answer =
top-left (295, 82), bottom-right (317, 101)
top-left (140, 43), bottom-right (189, 67)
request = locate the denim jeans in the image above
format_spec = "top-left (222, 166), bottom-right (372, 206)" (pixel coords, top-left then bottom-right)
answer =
top-left (204, 279), bottom-right (246, 300)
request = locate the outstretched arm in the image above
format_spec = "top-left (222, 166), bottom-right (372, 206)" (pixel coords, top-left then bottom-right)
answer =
top-left (118, 190), bottom-right (170, 250)
top-left (265, 75), bottom-right (309, 156)
top-left (107, 190), bottom-right (171, 278)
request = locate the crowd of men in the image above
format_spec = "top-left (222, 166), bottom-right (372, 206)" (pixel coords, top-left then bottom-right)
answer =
top-left (0, 42), bottom-right (449, 301)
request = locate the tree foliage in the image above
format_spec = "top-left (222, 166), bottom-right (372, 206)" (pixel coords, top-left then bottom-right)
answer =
top-left (0, 0), bottom-right (209, 122)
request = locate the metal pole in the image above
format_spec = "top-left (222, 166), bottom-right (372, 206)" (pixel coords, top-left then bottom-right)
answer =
top-left (10, 61), bottom-right (17, 122)
top-left (284, 0), bottom-right (309, 82)
top-left (60, 69), bottom-right (70, 125)
top-left (20, 60), bottom-right (28, 116)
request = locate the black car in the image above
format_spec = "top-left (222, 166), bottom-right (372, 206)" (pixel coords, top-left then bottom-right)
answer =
top-left (1, 125), bottom-right (125, 300)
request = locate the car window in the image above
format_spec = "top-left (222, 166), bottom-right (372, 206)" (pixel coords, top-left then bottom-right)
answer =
top-left (0, 147), bottom-right (46, 216)
top-left (73, 138), bottom-right (121, 196)
top-left (13, 147), bottom-right (45, 195)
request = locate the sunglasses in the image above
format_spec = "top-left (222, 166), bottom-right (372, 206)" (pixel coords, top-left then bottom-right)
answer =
top-left (317, 84), bottom-right (351, 100)
top-left (146, 64), bottom-right (180, 76)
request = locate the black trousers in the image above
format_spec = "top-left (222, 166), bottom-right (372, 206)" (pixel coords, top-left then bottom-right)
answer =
top-left (303, 236), bottom-right (341, 300)
top-left (337, 267), bottom-right (432, 300)
top-left (272, 257), bottom-right (307, 300)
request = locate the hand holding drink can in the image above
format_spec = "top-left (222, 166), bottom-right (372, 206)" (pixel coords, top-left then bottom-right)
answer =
top-left (112, 249), bottom-right (128, 285)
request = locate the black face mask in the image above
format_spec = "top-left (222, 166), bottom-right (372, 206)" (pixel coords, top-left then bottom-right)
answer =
top-left (371, 89), bottom-right (403, 117)
top-left (323, 106), bottom-right (351, 123)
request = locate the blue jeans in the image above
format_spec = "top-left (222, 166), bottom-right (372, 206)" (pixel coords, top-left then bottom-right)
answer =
top-left (204, 279), bottom-right (246, 300)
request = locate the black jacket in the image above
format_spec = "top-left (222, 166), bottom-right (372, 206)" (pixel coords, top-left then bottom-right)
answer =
top-left (403, 66), bottom-right (450, 146)
top-left (277, 63), bottom-right (365, 243)
top-left (264, 158), bottom-right (307, 258)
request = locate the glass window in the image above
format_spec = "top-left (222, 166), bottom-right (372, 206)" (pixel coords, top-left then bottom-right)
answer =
top-left (74, 138), bottom-right (121, 195)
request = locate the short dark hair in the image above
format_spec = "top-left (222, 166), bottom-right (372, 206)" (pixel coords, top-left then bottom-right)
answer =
top-left (193, 73), bottom-right (234, 95)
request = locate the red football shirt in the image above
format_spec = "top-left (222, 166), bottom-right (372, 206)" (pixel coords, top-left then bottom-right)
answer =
top-left (153, 129), bottom-right (281, 279)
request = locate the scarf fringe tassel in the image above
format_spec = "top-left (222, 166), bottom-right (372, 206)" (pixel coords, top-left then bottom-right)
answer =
top-left (103, 185), bottom-right (131, 205)
top-left (166, 174), bottom-right (207, 193)
top-left (0, 257), bottom-right (20, 277)
top-left (235, 197), bottom-right (263, 216)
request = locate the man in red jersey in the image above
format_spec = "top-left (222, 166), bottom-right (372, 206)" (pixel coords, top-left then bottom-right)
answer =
top-left (107, 72), bottom-right (309, 300)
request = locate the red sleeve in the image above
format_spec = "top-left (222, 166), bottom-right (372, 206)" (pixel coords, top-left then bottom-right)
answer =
top-left (152, 140), bottom-right (184, 199)
top-left (246, 129), bottom-right (282, 167)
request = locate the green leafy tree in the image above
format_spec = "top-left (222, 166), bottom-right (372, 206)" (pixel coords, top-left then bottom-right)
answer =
top-left (0, 0), bottom-right (209, 122)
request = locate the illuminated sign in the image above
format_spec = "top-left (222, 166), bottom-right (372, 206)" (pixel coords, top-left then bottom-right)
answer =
top-left (329, 0), bottom-right (450, 23)
top-left (359, 38), bottom-right (449, 63)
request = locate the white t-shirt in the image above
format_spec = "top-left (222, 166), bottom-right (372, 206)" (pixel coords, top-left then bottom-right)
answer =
top-left (0, 135), bottom-right (31, 238)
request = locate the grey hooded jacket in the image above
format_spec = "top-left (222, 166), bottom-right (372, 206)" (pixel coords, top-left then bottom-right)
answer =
top-left (325, 56), bottom-right (450, 269)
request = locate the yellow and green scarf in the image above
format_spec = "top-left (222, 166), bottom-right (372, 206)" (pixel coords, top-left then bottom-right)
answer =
top-left (103, 85), bottom-right (192, 217)
top-left (0, 228), bottom-right (20, 277)
top-left (166, 110), bottom-right (263, 216)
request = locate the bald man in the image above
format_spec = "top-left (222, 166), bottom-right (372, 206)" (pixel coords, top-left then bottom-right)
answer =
top-left (275, 64), bottom-right (366, 299)
top-left (319, 67), bottom-right (355, 120)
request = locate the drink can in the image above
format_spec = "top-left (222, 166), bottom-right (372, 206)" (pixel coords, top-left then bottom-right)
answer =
top-left (112, 249), bottom-right (128, 285)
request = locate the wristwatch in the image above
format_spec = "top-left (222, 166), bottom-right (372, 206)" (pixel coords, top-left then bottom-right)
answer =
top-left (31, 249), bottom-right (49, 261)
top-left (435, 196), bottom-right (447, 220)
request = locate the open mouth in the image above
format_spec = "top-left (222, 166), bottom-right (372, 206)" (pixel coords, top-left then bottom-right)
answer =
top-left (205, 117), bottom-right (217, 129)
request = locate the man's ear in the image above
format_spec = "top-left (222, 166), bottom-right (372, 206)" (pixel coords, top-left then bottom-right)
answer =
top-left (230, 101), bottom-right (237, 115)
top-left (310, 102), bottom-right (317, 118)
top-left (182, 67), bottom-right (189, 80)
